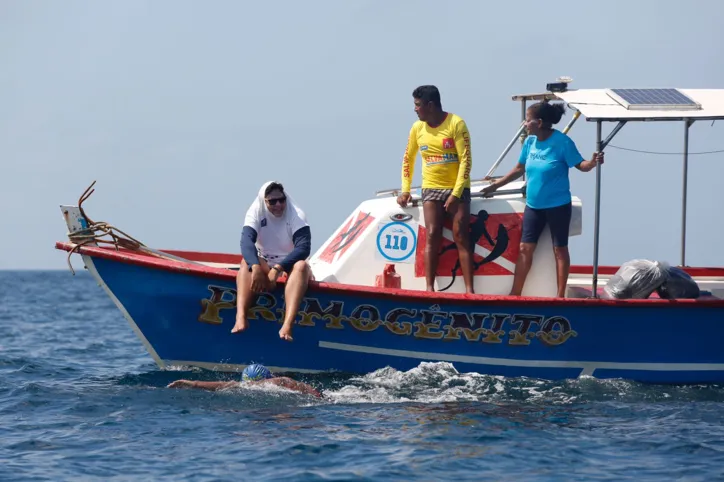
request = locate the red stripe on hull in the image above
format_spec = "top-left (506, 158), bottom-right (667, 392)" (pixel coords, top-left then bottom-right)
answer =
top-left (55, 242), bottom-right (724, 308)
top-left (160, 250), bottom-right (241, 265)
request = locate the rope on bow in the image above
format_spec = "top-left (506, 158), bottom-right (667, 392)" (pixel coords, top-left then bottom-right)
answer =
top-left (65, 181), bottom-right (151, 274)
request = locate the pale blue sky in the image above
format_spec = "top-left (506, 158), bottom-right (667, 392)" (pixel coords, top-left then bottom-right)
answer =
top-left (2, 0), bottom-right (723, 270)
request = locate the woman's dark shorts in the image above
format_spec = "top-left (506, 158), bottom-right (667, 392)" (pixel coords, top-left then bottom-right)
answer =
top-left (521, 202), bottom-right (572, 247)
top-left (421, 188), bottom-right (471, 203)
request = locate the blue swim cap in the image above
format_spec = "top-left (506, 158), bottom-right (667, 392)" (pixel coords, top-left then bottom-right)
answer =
top-left (241, 364), bottom-right (273, 381)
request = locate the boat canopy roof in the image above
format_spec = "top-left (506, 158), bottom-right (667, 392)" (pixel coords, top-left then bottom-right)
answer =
top-left (512, 88), bottom-right (724, 122)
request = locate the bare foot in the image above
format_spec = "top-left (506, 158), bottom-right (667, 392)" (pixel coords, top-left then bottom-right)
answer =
top-left (278, 327), bottom-right (293, 342)
top-left (426, 286), bottom-right (435, 292)
top-left (231, 316), bottom-right (248, 334)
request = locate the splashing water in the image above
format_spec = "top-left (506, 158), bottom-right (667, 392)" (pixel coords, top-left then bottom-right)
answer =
top-left (3, 272), bottom-right (724, 480)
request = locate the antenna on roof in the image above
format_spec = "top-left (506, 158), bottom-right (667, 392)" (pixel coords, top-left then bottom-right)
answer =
top-left (547, 76), bottom-right (573, 93)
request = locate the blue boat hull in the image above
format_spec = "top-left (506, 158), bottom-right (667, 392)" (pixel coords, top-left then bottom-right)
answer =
top-left (87, 255), bottom-right (724, 383)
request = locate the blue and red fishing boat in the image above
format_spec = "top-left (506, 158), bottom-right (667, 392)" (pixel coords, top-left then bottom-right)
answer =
top-left (55, 82), bottom-right (724, 383)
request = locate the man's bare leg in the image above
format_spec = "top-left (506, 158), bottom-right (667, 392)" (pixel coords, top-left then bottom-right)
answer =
top-left (423, 201), bottom-right (444, 291)
top-left (231, 259), bottom-right (268, 333)
top-left (452, 199), bottom-right (475, 294)
top-left (279, 261), bottom-right (311, 342)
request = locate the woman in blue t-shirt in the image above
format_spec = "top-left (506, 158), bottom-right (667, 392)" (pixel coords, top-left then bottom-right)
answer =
top-left (482, 101), bottom-right (603, 297)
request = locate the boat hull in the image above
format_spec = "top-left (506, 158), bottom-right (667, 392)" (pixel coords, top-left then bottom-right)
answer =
top-left (83, 252), bottom-right (724, 384)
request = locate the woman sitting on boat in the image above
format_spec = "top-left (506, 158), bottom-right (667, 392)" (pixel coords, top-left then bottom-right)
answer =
top-left (482, 101), bottom-right (603, 298)
top-left (231, 181), bottom-right (312, 341)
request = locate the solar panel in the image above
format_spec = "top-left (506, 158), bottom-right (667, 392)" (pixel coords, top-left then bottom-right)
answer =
top-left (607, 88), bottom-right (701, 111)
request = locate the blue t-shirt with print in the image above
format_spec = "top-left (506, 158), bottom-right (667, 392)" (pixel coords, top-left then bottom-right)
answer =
top-left (519, 130), bottom-right (584, 209)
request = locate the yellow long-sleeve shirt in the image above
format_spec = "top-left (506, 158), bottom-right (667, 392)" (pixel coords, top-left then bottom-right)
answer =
top-left (401, 113), bottom-right (472, 198)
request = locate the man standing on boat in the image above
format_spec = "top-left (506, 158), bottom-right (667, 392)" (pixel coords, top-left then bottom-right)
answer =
top-left (397, 85), bottom-right (475, 293)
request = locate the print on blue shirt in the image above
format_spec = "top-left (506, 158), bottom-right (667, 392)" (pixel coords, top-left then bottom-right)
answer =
top-left (519, 130), bottom-right (584, 209)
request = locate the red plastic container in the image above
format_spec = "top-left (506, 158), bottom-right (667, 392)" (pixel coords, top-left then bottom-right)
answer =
top-left (375, 263), bottom-right (401, 289)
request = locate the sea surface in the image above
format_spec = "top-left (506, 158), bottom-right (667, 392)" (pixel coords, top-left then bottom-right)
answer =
top-left (2, 271), bottom-right (724, 481)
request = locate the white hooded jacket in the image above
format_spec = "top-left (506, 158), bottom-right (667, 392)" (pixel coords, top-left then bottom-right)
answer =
top-left (242, 181), bottom-right (309, 264)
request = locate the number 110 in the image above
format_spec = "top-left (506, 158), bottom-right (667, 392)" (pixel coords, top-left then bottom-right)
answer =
top-left (384, 234), bottom-right (408, 251)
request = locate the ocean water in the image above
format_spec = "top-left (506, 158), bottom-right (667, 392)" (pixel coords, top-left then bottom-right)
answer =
top-left (2, 271), bottom-right (724, 481)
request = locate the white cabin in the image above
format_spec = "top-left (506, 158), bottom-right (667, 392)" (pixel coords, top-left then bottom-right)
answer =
top-left (308, 180), bottom-right (582, 297)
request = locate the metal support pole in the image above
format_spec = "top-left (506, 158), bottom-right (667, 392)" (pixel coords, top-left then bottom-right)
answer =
top-left (521, 100), bottom-right (527, 182)
top-left (681, 119), bottom-right (692, 267)
top-left (485, 123), bottom-right (526, 179)
top-left (600, 121), bottom-right (627, 150)
top-left (592, 121), bottom-right (603, 297)
top-left (562, 111), bottom-right (581, 134)
top-left (520, 99), bottom-right (527, 126)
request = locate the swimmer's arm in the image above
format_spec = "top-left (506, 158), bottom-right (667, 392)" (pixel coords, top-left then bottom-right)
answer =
top-left (167, 380), bottom-right (237, 391)
top-left (452, 120), bottom-right (472, 198)
top-left (269, 377), bottom-right (322, 398)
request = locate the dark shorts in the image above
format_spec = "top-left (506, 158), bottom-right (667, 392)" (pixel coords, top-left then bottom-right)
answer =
top-left (421, 188), bottom-right (471, 203)
top-left (521, 202), bottom-right (572, 247)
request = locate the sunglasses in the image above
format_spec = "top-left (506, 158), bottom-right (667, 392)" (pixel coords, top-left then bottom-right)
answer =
top-left (266, 196), bottom-right (286, 206)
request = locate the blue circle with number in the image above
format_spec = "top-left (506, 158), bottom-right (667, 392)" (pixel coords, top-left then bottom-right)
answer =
top-left (376, 222), bottom-right (417, 262)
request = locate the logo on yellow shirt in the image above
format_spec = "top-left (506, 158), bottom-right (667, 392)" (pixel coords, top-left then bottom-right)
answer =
top-left (424, 153), bottom-right (459, 165)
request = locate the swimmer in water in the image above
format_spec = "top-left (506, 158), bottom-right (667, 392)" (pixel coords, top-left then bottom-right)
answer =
top-left (166, 363), bottom-right (322, 398)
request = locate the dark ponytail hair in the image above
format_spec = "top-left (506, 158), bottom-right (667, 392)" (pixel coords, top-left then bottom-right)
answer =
top-left (528, 101), bottom-right (566, 127)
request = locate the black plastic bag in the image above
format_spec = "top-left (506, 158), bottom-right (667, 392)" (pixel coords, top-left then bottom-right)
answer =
top-left (603, 259), bottom-right (668, 299)
top-left (656, 266), bottom-right (700, 299)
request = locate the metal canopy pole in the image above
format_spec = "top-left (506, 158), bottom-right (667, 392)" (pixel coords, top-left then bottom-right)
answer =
top-left (592, 121), bottom-right (603, 297)
top-left (562, 111), bottom-right (581, 134)
top-left (588, 120), bottom-right (626, 297)
top-left (600, 121), bottom-right (627, 150)
top-left (521, 100), bottom-right (527, 182)
top-left (681, 119), bottom-right (693, 267)
top-left (485, 123), bottom-right (526, 179)
top-left (521, 99), bottom-right (527, 123)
